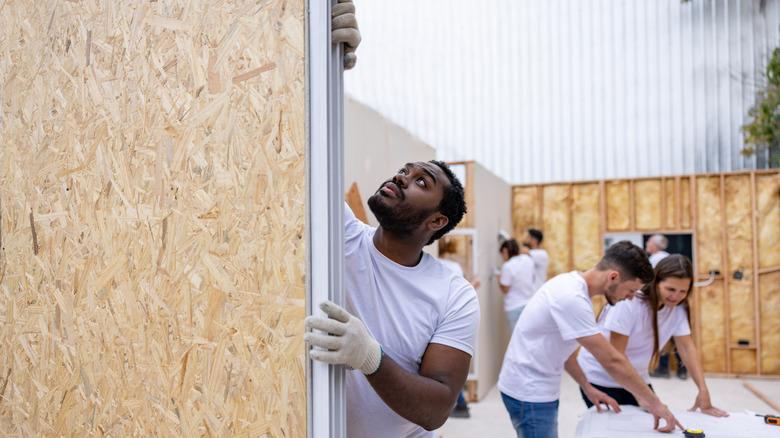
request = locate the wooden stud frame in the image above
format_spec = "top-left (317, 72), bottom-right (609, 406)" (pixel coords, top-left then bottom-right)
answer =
top-left (511, 170), bottom-right (780, 377)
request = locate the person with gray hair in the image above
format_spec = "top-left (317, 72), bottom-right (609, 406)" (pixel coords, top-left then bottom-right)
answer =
top-left (646, 234), bottom-right (670, 268)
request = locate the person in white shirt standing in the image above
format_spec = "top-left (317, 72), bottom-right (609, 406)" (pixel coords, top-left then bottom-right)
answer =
top-left (498, 241), bottom-right (683, 438)
top-left (646, 234), bottom-right (670, 268)
top-left (498, 239), bottom-right (536, 331)
top-left (571, 254), bottom-right (728, 417)
top-left (523, 228), bottom-right (549, 292)
top-left (305, 161), bottom-right (480, 437)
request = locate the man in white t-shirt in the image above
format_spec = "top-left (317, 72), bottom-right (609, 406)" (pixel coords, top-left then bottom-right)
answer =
top-left (523, 228), bottom-right (549, 291)
top-left (498, 239), bottom-right (535, 331)
top-left (305, 161), bottom-right (480, 437)
top-left (498, 241), bottom-right (683, 437)
top-left (646, 234), bottom-right (670, 268)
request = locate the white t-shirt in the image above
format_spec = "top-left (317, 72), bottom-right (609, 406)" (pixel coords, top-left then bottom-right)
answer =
top-left (577, 296), bottom-right (691, 387)
top-left (648, 251), bottom-right (670, 268)
top-left (500, 255), bottom-right (536, 311)
top-left (498, 271), bottom-right (600, 402)
top-left (439, 258), bottom-right (464, 277)
top-left (529, 248), bottom-right (549, 291)
top-left (343, 204), bottom-right (480, 438)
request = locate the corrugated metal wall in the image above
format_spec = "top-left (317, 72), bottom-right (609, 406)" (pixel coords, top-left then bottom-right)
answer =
top-left (345, 0), bottom-right (780, 184)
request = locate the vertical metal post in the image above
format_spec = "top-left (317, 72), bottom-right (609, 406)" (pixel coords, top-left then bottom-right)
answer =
top-left (307, 0), bottom-right (345, 437)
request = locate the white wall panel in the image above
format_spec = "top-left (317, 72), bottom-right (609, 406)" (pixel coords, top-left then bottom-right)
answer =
top-left (345, 0), bottom-right (779, 184)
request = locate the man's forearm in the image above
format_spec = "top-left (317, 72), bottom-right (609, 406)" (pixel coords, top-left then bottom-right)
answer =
top-left (602, 354), bottom-right (658, 406)
top-left (366, 354), bottom-right (458, 431)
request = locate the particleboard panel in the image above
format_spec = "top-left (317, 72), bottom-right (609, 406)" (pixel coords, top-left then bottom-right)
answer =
top-left (512, 186), bottom-right (541, 239)
top-left (725, 175), bottom-right (755, 346)
top-left (542, 185), bottom-right (571, 277)
top-left (696, 177), bottom-right (723, 275)
top-left (664, 179), bottom-right (677, 229)
top-left (571, 184), bottom-right (601, 271)
top-left (760, 272), bottom-right (780, 374)
top-left (680, 177), bottom-right (692, 229)
top-left (605, 181), bottom-right (630, 231)
top-left (634, 179), bottom-right (663, 230)
top-left (0, 1), bottom-right (306, 436)
top-left (756, 174), bottom-right (780, 269)
top-left (698, 281), bottom-right (727, 373)
top-left (346, 182), bottom-right (368, 224)
top-left (728, 281), bottom-right (755, 345)
top-left (731, 350), bottom-right (757, 375)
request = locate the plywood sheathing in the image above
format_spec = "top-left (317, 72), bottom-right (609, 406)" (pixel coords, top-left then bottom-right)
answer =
top-left (756, 174), bottom-right (780, 269)
top-left (759, 272), bottom-right (780, 374)
top-left (699, 281), bottom-right (727, 373)
top-left (542, 185), bottom-right (571, 277)
top-left (0, 1), bottom-right (306, 436)
top-left (605, 181), bottom-right (630, 231)
top-left (731, 350), bottom-right (758, 375)
top-left (695, 177), bottom-right (724, 275)
top-left (511, 186), bottom-right (540, 239)
top-left (345, 182), bottom-right (368, 224)
top-left (680, 177), bottom-right (692, 229)
top-left (634, 180), bottom-right (662, 230)
top-left (664, 178), bottom-right (677, 229)
top-left (571, 184), bottom-right (601, 271)
top-left (724, 176), bottom-right (755, 358)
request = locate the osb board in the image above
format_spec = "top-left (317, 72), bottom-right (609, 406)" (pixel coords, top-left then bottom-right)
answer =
top-left (664, 179), bottom-right (677, 229)
top-left (695, 177), bottom-right (723, 275)
top-left (571, 184), bottom-right (601, 271)
top-left (634, 180), bottom-right (663, 230)
top-left (756, 174), bottom-right (780, 269)
top-left (730, 350), bottom-right (757, 375)
top-left (441, 235), bottom-right (474, 278)
top-left (512, 186), bottom-right (540, 239)
top-left (698, 281), bottom-right (727, 373)
top-left (542, 185), bottom-right (571, 277)
top-left (759, 272), bottom-right (780, 374)
top-left (346, 182), bottom-right (368, 224)
top-left (0, 1), bottom-right (306, 436)
top-left (680, 177), bottom-right (692, 229)
top-left (605, 181), bottom-right (630, 231)
top-left (728, 281), bottom-right (755, 345)
top-left (725, 175), bottom-right (754, 271)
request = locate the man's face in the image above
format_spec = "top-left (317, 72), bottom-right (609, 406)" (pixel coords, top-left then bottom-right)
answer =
top-left (367, 162), bottom-right (449, 237)
top-left (522, 231), bottom-right (537, 249)
top-left (645, 239), bottom-right (658, 255)
top-left (603, 271), bottom-right (644, 305)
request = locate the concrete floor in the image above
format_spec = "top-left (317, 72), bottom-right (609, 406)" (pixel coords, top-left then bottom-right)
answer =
top-left (436, 374), bottom-right (780, 438)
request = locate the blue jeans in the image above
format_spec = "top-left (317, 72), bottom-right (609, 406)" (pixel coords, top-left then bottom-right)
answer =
top-left (501, 392), bottom-right (559, 438)
top-left (506, 306), bottom-right (525, 333)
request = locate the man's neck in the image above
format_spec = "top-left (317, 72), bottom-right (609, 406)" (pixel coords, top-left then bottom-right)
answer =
top-left (581, 269), bottom-right (605, 299)
top-left (373, 227), bottom-right (426, 267)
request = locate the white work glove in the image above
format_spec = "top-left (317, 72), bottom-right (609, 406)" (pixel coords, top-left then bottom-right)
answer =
top-left (305, 300), bottom-right (382, 375)
top-left (331, 0), bottom-right (361, 69)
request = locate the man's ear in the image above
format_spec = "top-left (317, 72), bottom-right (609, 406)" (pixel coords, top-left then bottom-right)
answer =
top-left (608, 270), bottom-right (620, 282)
top-left (428, 213), bottom-right (449, 233)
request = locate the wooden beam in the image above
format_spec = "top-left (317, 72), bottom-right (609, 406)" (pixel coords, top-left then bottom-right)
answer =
top-left (719, 174), bottom-right (732, 374)
top-left (691, 176), bottom-right (702, 359)
top-left (743, 381), bottom-right (780, 412)
top-left (675, 176), bottom-right (682, 229)
top-left (661, 177), bottom-right (668, 229)
top-left (599, 181), bottom-right (607, 258)
top-left (567, 184), bottom-right (574, 271)
top-left (751, 172), bottom-right (762, 375)
top-left (629, 179), bottom-right (636, 231)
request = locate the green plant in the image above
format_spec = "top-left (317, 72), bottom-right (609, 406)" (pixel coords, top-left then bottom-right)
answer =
top-left (743, 47), bottom-right (780, 167)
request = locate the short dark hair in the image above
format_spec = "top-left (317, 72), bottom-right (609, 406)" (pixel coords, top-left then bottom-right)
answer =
top-left (500, 239), bottom-right (520, 258)
top-left (597, 240), bottom-right (654, 284)
top-left (428, 160), bottom-right (467, 244)
top-left (528, 228), bottom-right (544, 244)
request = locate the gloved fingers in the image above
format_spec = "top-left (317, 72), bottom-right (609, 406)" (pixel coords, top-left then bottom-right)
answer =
top-left (332, 13), bottom-right (358, 32)
top-left (332, 28), bottom-right (361, 49)
top-left (305, 315), bottom-right (347, 335)
top-left (304, 332), bottom-right (343, 351)
top-left (331, 2), bottom-right (355, 18)
top-left (319, 300), bottom-right (351, 323)
top-left (309, 349), bottom-right (343, 364)
top-left (344, 49), bottom-right (357, 70)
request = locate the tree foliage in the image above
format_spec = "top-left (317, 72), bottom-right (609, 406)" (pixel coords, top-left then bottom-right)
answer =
top-left (743, 47), bottom-right (780, 167)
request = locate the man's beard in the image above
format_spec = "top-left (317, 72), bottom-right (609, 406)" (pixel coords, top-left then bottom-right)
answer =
top-left (368, 193), bottom-right (435, 236)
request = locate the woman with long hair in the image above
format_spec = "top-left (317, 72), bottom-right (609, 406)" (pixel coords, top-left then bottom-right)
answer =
top-left (570, 254), bottom-right (728, 416)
